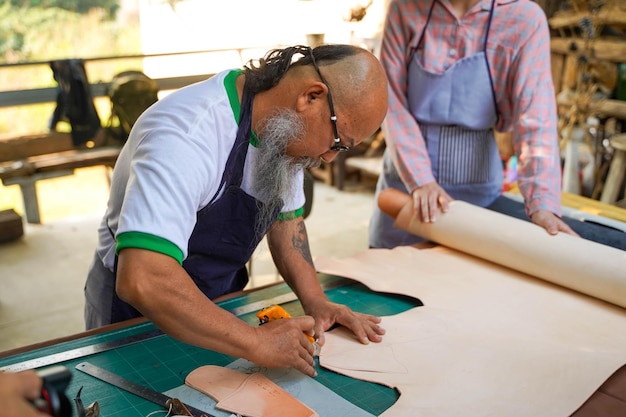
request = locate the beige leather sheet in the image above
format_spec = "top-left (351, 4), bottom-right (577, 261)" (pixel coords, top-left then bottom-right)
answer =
top-left (315, 192), bottom-right (626, 417)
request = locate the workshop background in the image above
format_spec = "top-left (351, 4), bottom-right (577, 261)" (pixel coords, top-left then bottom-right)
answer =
top-left (1, 0), bottom-right (625, 352)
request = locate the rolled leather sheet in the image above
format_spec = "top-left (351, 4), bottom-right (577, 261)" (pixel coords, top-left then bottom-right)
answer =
top-left (378, 188), bottom-right (626, 309)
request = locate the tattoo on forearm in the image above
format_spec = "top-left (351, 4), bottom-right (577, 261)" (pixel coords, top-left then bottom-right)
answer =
top-left (292, 220), bottom-right (314, 266)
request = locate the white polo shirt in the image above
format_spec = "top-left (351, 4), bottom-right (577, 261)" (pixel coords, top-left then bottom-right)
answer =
top-left (96, 69), bottom-right (305, 270)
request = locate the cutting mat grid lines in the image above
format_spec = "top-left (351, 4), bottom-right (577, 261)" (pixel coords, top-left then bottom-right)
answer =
top-left (0, 275), bottom-right (418, 417)
top-left (315, 366), bottom-right (399, 415)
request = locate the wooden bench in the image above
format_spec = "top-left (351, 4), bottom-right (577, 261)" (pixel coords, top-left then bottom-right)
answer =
top-left (0, 130), bottom-right (120, 224)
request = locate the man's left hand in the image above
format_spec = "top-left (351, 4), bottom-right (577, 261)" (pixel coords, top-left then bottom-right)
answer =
top-left (303, 299), bottom-right (385, 348)
top-left (531, 210), bottom-right (579, 237)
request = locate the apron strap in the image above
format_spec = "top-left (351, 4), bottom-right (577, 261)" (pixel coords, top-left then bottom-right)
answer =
top-left (484, 0), bottom-right (499, 122)
top-left (412, 0), bottom-right (437, 58)
top-left (209, 80), bottom-right (254, 205)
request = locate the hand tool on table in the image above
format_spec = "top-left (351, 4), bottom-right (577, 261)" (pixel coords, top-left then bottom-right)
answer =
top-left (75, 362), bottom-right (213, 417)
top-left (30, 366), bottom-right (73, 417)
top-left (74, 387), bottom-right (100, 417)
top-left (256, 304), bottom-right (320, 355)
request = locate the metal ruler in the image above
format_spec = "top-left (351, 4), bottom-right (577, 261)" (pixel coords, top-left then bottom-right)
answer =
top-left (76, 361), bottom-right (213, 417)
top-left (0, 329), bottom-right (164, 372)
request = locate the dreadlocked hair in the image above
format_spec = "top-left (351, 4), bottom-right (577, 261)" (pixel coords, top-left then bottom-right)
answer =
top-left (243, 44), bottom-right (361, 94)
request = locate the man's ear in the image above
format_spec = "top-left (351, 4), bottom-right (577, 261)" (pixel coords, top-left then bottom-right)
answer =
top-left (295, 81), bottom-right (328, 113)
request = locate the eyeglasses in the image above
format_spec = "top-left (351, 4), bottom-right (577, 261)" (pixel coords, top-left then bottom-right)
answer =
top-left (308, 49), bottom-right (350, 153)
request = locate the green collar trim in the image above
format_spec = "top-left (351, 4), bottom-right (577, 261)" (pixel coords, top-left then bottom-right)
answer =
top-left (224, 69), bottom-right (259, 147)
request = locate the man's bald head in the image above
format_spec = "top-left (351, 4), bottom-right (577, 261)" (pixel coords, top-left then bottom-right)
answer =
top-left (296, 44), bottom-right (388, 110)
top-left (245, 44), bottom-right (388, 139)
top-left (246, 45), bottom-right (388, 163)
top-left (306, 45), bottom-right (389, 141)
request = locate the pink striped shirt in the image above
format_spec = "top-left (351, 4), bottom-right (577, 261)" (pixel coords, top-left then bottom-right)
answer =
top-left (381, 0), bottom-right (562, 216)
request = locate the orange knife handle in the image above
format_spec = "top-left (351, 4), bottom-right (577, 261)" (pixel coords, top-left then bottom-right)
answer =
top-left (256, 305), bottom-right (315, 343)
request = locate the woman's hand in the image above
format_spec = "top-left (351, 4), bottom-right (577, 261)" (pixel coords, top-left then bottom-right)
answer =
top-left (411, 182), bottom-right (453, 223)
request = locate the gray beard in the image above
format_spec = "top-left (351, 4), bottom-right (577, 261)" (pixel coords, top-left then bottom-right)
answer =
top-left (253, 108), bottom-right (320, 235)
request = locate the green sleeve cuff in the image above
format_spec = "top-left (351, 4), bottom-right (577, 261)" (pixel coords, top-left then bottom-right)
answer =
top-left (116, 231), bottom-right (184, 265)
top-left (277, 206), bottom-right (304, 221)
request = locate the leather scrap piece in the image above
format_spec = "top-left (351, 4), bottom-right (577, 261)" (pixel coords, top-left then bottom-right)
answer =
top-left (185, 365), bottom-right (318, 417)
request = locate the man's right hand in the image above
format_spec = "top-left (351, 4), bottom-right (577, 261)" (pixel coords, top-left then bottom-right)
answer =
top-left (411, 181), bottom-right (453, 223)
top-left (250, 315), bottom-right (317, 377)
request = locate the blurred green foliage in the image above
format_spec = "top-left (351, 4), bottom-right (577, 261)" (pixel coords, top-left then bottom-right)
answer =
top-left (0, 1), bottom-right (124, 63)
top-left (0, 0), bottom-right (140, 136)
top-left (6, 0), bottom-right (118, 16)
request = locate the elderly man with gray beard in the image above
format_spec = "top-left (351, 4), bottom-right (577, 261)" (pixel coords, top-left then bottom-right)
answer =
top-left (84, 44), bottom-right (389, 377)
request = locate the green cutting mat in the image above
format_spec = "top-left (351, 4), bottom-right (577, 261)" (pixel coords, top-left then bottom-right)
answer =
top-left (0, 274), bottom-right (421, 416)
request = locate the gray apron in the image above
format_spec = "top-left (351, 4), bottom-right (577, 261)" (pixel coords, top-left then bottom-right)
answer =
top-left (370, 0), bottom-right (501, 248)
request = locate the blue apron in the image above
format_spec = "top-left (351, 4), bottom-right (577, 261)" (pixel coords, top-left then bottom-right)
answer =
top-left (370, 0), bottom-right (501, 248)
top-left (110, 82), bottom-right (275, 323)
